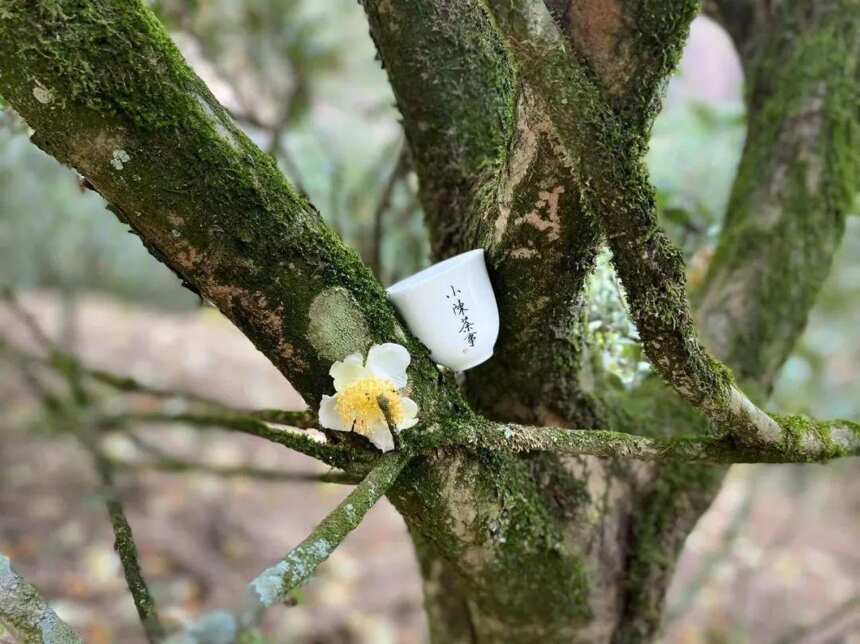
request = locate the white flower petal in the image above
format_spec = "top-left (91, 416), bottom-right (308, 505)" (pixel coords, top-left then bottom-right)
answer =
top-left (342, 353), bottom-right (363, 365)
top-left (318, 394), bottom-right (350, 432)
top-left (366, 343), bottom-right (410, 389)
top-left (396, 397), bottom-right (419, 431)
top-left (330, 355), bottom-right (371, 392)
top-left (398, 417), bottom-right (419, 430)
top-left (365, 420), bottom-right (395, 452)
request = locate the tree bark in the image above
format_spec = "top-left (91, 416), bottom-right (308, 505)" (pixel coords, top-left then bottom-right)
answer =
top-left (1, 1), bottom-right (858, 643)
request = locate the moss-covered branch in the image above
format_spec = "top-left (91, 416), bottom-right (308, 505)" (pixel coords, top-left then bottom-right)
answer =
top-left (481, 0), bottom-right (849, 454)
top-left (0, 0), bottom-right (452, 418)
top-left (363, 0), bottom-right (603, 425)
top-left (697, 0), bottom-right (860, 388)
top-left (166, 452), bottom-right (410, 643)
top-left (360, 0), bottom-right (514, 255)
top-left (458, 416), bottom-right (860, 463)
top-left (544, 0), bottom-right (700, 131)
top-left (0, 554), bottom-right (83, 644)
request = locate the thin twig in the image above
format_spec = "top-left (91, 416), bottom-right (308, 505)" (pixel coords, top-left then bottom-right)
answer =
top-left (2, 313), bottom-right (165, 644)
top-left (90, 446), bottom-right (166, 643)
top-left (110, 453), bottom-right (360, 485)
top-left (370, 142), bottom-right (409, 278)
top-left (103, 411), bottom-right (366, 470)
top-left (0, 337), bottom-right (318, 428)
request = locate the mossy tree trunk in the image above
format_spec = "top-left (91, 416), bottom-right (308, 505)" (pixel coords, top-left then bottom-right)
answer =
top-left (1, 1), bottom-right (858, 643)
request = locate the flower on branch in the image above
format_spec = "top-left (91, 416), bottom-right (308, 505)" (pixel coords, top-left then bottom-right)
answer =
top-left (318, 343), bottom-right (419, 452)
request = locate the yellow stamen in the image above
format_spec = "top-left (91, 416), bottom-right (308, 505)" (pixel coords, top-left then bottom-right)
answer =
top-left (335, 377), bottom-right (404, 436)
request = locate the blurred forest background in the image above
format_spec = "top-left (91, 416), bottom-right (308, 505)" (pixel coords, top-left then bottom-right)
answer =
top-left (1, 1), bottom-right (858, 642)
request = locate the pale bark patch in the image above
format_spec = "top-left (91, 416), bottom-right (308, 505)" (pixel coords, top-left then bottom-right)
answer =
top-left (32, 82), bottom-right (54, 105)
top-left (510, 247), bottom-right (538, 259)
top-left (514, 185), bottom-right (564, 242)
top-left (307, 287), bottom-right (371, 362)
top-left (494, 87), bottom-right (553, 245)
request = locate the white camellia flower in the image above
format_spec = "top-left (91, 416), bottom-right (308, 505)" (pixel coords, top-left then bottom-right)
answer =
top-left (318, 343), bottom-right (419, 452)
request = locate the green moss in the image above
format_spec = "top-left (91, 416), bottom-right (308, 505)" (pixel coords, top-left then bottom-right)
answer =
top-left (770, 415), bottom-right (860, 461)
top-left (0, 0), bottom-right (458, 413)
top-left (362, 0), bottom-right (515, 255)
top-left (620, 0), bottom-right (700, 131)
top-left (698, 2), bottom-right (859, 387)
top-left (616, 461), bottom-right (727, 642)
top-left (389, 449), bottom-right (592, 640)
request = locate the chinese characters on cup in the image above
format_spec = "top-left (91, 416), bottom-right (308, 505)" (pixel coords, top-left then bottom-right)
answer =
top-left (446, 284), bottom-right (478, 348)
top-left (387, 249), bottom-right (499, 372)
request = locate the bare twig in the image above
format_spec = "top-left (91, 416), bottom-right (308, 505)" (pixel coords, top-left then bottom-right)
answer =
top-left (109, 450), bottom-right (360, 485)
top-left (370, 142), bottom-right (409, 278)
top-left (0, 335), bottom-right (221, 408)
top-left (0, 336), bottom-right (319, 428)
top-left (102, 410), bottom-right (364, 470)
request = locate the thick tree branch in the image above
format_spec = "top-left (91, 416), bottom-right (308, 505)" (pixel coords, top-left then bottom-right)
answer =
top-left (360, 0), bottom-right (514, 254)
top-left (480, 0), bottom-right (853, 456)
top-left (0, 0), bottom-right (451, 418)
top-left (478, 10), bottom-right (859, 636)
top-left (363, 0), bottom-right (603, 425)
top-left (0, 554), bottom-right (83, 644)
top-left (628, 4), bottom-right (860, 637)
top-left (697, 0), bottom-right (860, 389)
top-left (544, 0), bottom-right (699, 131)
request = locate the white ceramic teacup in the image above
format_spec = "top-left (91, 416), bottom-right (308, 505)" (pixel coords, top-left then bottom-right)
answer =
top-left (387, 249), bottom-right (499, 371)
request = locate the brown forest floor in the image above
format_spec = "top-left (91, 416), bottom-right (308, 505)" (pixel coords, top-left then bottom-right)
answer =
top-left (1, 293), bottom-right (858, 644)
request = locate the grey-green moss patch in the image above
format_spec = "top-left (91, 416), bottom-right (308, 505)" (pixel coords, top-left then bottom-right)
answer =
top-left (307, 287), bottom-right (371, 361)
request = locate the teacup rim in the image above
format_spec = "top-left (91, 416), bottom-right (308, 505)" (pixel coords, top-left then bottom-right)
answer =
top-left (386, 248), bottom-right (485, 296)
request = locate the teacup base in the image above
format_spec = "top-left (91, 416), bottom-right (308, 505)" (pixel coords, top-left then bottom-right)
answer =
top-left (445, 350), bottom-right (493, 372)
